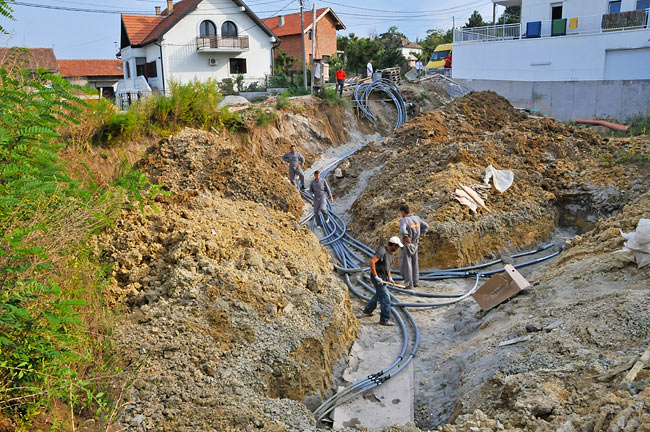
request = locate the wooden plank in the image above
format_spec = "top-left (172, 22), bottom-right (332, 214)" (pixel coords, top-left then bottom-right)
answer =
top-left (591, 361), bottom-right (636, 382)
top-left (499, 335), bottom-right (532, 347)
top-left (622, 344), bottom-right (650, 384)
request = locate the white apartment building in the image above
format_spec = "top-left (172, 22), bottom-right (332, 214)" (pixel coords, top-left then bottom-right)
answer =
top-left (451, 0), bottom-right (650, 120)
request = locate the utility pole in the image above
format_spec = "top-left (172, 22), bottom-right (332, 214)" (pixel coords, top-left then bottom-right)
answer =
top-left (299, 0), bottom-right (308, 89)
top-left (452, 16), bottom-right (455, 30)
top-left (310, 2), bottom-right (317, 95)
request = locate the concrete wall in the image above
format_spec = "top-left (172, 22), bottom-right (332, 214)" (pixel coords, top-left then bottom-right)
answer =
top-left (456, 78), bottom-right (650, 121)
top-left (453, 28), bottom-right (650, 81)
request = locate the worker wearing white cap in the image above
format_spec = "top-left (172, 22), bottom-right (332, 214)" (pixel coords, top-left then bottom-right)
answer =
top-left (363, 236), bottom-right (403, 326)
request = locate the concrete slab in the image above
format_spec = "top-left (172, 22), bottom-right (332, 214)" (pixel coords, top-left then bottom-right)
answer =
top-left (332, 339), bottom-right (414, 430)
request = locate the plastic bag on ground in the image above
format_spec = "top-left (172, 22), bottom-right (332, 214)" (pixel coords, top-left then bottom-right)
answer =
top-left (614, 219), bottom-right (650, 268)
top-left (484, 165), bottom-right (514, 193)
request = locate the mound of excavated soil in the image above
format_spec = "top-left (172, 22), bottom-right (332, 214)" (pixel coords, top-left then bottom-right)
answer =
top-left (434, 190), bottom-right (650, 432)
top-left (101, 128), bottom-right (358, 431)
top-left (138, 129), bottom-right (304, 216)
top-left (343, 91), bottom-right (646, 267)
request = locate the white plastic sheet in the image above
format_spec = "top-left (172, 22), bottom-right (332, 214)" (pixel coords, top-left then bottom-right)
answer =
top-left (615, 218), bottom-right (650, 269)
top-left (484, 165), bottom-right (514, 193)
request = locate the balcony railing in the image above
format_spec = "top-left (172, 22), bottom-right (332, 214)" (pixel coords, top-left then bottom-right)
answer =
top-left (454, 8), bottom-right (649, 43)
top-left (196, 36), bottom-right (249, 51)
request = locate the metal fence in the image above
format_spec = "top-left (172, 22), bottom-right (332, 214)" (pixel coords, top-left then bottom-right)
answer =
top-left (454, 9), bottom-right (649, 44)
top-left (196, 36), bottom-right (250, 50)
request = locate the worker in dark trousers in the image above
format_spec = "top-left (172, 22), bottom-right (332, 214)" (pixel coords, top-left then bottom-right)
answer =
top-left (335, 66), bottom-right (347, 96)
top-left (399, 203), bottom-right (429, 289)
top-left (281, 145), bottom-right (306, 189)
top-left (363, 236), bottom-right (403, 326)
top-left (309, 170), bottom-right (333, 227)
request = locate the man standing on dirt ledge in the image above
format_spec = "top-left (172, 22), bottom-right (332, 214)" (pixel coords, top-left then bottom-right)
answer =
top-left (363, 236), bottom-right (403, 326)
top-left (310, 170), bottom-right (334, 227)
top-left (282, 145), bottom-right (306, 189)
top-left (399, 204), bottom-right (429, 289)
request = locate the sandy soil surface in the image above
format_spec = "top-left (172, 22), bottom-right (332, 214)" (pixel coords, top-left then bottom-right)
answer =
top-left (333, 91), bottom-right (648, 269)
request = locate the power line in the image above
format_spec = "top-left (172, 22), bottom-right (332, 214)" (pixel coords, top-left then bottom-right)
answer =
top-left (317, 0), bottom-right (488, 15)
top-left (13, 1), bottom-right (151, 14)
top-left (333, 3), bottom-right (492, 19)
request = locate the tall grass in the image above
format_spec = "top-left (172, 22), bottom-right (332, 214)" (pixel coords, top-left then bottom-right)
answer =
top-left (63, 79), bottom-right (243, 148)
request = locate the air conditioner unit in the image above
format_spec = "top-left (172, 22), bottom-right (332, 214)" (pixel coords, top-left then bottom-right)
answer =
top-left (209, 58), bottom-right (218, 66)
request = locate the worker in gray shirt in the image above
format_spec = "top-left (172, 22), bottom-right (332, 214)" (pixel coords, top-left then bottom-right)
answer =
top-left (281, 145), bottom-right (306, 189)
top-left (399, 203), bottom-right (429, 289)
top-left (363, 236), bottom-right (403, 326)
top-left (309, 170), bottom-right (334, 227)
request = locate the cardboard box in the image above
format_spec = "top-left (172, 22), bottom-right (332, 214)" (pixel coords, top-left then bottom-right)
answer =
top-left (472, 264), bottom-right (531, 311)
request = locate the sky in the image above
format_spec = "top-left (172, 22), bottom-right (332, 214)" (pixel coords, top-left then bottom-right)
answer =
top-left (2, 0), bottom-right (500, 59)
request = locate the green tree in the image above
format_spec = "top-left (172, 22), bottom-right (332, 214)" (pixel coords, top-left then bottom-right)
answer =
top-left (497, 6), bottom-right (521, 24)
top-left (273, 48), bottom-right (297, 75)
top-left (337, 33), bottom-right (381, 75)
top-left (0, 0), bottom-right (13, 34)
top-left (376, 26), bottom-right (407, 69)
top-left (420, 28), bottom-right (454, 61)
top-left (465, 10), bottom-right (488, 28)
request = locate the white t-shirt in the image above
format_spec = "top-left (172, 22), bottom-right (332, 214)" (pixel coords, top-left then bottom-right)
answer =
top-left (367, 62), bottom-right (373, 76)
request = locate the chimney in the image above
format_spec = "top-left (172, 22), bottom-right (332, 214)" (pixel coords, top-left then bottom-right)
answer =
top-left (155, 6), bottom-right (161, 15)
top-left (167, 0), bottom-right (173, 13)
top-left (279, 15), bottom-right (285, 27)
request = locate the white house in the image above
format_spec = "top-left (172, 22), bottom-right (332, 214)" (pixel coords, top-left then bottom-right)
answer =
top-left (117, 0), bottom-right (276, 98)
top-left (452, 0), bottom-right (650, 120)
top-left (399, 37), bottom-right (424, 67)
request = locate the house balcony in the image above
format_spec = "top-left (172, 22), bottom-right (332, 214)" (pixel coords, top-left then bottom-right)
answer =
top-left (196, 36), bottom-right (250, 52)
top-left (454, 8), bottom-right (649, 44)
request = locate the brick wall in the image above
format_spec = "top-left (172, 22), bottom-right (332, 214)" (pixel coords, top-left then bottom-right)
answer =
top-left (274, 13), bottom-right (339, 70)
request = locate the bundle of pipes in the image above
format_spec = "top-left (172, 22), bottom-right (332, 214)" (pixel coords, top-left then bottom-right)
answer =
top-left (353, 78), bottom-right (408, 130)
top-left (300, 142), bottom-right (563, 422)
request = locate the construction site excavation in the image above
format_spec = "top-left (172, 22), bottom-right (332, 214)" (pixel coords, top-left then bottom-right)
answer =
top-left (4, 1), bottom-right (650, 430)
top-left (91, 76), bottom-right (650, 432)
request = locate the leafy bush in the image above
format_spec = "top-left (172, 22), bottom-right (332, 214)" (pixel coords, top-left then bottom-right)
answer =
top-left (0, 67), bottom-right (131, 428)
top-left (268, 75), bottom-right (291, 88)
top-left (255, 109), bottom-right (277, 126)
top-left (627, 115), bottom-right (650, 136)
top-left (276, 93), bottom-right (291, 110)
top-left (242, 80), bottom-right (266, 92)
top-left (317, 86), bottom-right (344, 105)
top-left (287, 85), bottom-right (311, 96)
top-left (218, 78), bottom-right (235, 96)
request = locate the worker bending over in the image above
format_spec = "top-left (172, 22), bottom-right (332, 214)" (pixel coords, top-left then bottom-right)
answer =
top-left (399, 204), bottom-right (429, 289)
top-left (281, 145), bottom-right (306, 189)
top-left (310, 170), bottom-right (334, 227)
top-left (363, 236), bottom-right (404, 326)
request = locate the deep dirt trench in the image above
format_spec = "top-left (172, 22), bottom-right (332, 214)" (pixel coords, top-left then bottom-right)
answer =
top-left (100, 90), bottom-right (649, 432)
top-left (321, 92), bottom-right (650, 431)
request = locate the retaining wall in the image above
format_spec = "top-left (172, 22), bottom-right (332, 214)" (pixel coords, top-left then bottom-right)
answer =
top-left (455, 79), bottom-right (650, 121)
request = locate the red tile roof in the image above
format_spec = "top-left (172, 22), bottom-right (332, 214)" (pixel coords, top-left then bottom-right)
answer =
top-left (122, 0), bottom-right (275, 47)
top-left (58, 59), bottom-right (123, 77)
top-left (0, 47), bottom-right (59, 72)
top-left (122, 14), bottom-right (164, 45)
top-left (399, 37), bottom-right (423, 50)
top-left (262, 7), bottom-right (345, 37)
